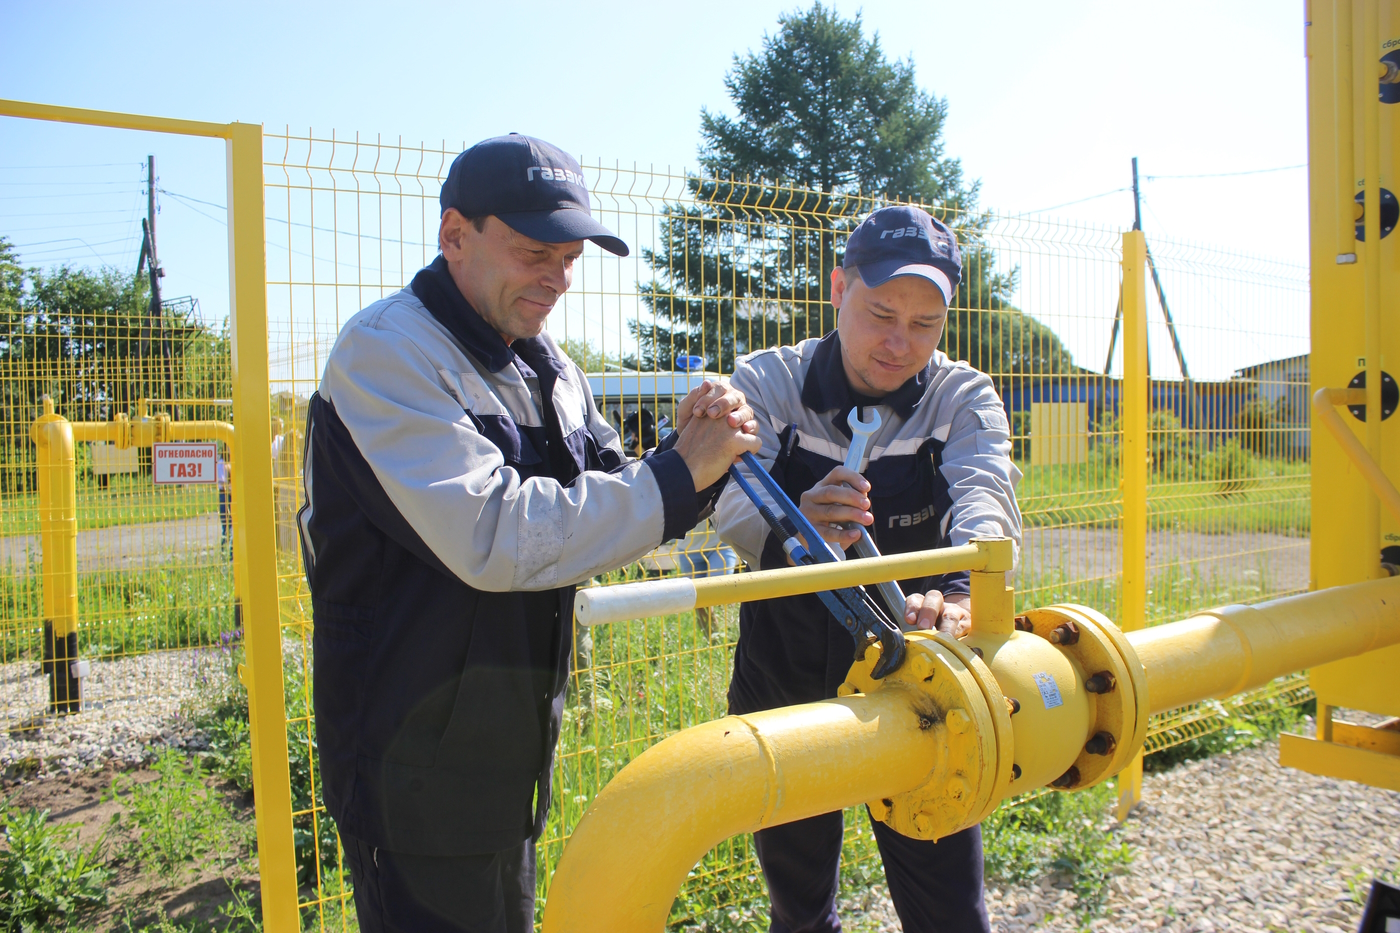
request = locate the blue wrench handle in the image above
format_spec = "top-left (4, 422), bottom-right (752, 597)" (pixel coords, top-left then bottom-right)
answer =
top-left (737, 451), bottom-right (838, 564)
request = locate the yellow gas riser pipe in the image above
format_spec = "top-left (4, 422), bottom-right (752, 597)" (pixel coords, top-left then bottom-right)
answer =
top-left (1126, 577), bottom-right (1400, 715)
top-left (30, 411), bottom-right (78, 638)
top-left (541, 687), bottom-right (943, 933)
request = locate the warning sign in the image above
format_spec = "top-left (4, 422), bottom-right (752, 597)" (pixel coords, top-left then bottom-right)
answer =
top-left (152, 442), bottom-right (218, 485)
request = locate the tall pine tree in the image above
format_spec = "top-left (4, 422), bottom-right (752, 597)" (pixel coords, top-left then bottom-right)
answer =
top-left (633, 4), bottom-right (1073, 387)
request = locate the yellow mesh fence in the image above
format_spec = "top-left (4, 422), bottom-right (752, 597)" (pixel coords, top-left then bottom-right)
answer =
top-left (0, 284), bottom-right (237, 745)
top-left (0, 117), bottom-right (1313, 931)
top-left (256, 131), bottom-right (1312, 928)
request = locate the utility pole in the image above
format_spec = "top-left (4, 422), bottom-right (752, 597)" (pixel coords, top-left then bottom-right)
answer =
top-left (135, 156), bottom-right (174, 408)
top-left (1103, 158), bottom-right (1194, 420)
top-left (1132, 156), bottom-right (1143, 232)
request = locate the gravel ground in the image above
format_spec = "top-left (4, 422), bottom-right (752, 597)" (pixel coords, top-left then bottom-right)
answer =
top-left (843, 728), bottom-right (1400, 933)
top-left (0, 647), bottom-right (231, 780)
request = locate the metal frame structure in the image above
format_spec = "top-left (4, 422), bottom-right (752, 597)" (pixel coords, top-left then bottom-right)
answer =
top-left (0, 99), bottom-right (299, 932)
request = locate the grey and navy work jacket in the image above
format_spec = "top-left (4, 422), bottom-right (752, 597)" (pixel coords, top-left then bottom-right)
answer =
top-left (298, 257), bottom-right (708, 857)
top-left (714, 332), bottom-right (1023, 714)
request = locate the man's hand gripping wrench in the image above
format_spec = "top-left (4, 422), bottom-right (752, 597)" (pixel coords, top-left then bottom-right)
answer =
top-left (842, 408), bottom-right (911, 631)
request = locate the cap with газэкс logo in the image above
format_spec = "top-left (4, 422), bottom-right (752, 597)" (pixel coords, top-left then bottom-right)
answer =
top-left (439, 133), bottom-right (629, 257)
top-left (841, 204), bottom-right (962, 306)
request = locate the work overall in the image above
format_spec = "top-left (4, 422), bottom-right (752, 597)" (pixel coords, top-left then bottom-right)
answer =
top-left (728, 422), bottom-right (991, 933)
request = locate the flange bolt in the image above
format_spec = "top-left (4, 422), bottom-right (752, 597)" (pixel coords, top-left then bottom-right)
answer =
top-left (1085, 671), bottom-right (1117, 694)
top-left (1048, 621), bottom-right (1080, 645)
top-left (1013, 614), bottom-right (1034, 632)
top-left (1084, 731), bottom-right (1117, 756)
top-left (1011, 763), bottom-right (1022, 780)
top-left (1051, 766), bottom-right (1080, 788)
top-left (1005, 697), bottom-right (1021, 715)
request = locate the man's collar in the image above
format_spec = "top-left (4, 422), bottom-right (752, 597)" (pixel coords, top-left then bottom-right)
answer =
top-left (409, 256), bottom-right (526, 374)
top-left (800, 331), bottom-right (931, 435)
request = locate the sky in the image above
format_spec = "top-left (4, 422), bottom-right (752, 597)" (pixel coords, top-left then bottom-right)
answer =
top-left (1, 0), bottom-right (1311, 379)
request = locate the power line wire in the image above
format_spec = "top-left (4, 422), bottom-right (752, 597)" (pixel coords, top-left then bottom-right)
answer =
top-left (1144, 164), bottom-right (1306, 180)
top-left (1018, 187), bottom-right (1130, 215)
top-left (0, 162), bottom-right (140, 170)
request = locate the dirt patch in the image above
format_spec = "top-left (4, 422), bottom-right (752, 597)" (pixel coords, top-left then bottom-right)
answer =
top-left (3, 764), bottom-right (261, 930)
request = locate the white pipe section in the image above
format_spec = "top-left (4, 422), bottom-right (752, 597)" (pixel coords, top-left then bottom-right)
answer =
top-left (574, 577), bottom-right (697, 627)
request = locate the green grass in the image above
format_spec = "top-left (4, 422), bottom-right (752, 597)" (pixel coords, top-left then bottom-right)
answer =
top-left (1015, 457), bottom-right (1310, 536)
top-left (0, 472), bottom-right (219, 539)
top-left (0, 562), bottom-right (236, 665)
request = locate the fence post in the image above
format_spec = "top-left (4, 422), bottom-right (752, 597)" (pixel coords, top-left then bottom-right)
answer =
top-left (1116, 228), bottom-right (1148, 820)
top-left (227, 120), bottom-right (300, 931)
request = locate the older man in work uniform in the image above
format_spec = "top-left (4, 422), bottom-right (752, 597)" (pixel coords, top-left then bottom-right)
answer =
top-left (714, 205), bottom-right (1022, 933)
top-left (298, 134), bottom-right (760, 933)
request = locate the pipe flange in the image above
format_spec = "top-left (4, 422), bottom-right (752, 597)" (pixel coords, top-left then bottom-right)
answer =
top-left (1022, 605), bottom-right (1148, 790)
top-left (842, 632), bottom-right (1012, 840)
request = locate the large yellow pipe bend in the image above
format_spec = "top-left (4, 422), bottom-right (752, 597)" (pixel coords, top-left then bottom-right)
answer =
top-left (539, 631), bottom-right (1016, 933)
top-left (543, 692), bottom-right (935, 933)
top-left (1127, 577), bottom-right (1400, 715)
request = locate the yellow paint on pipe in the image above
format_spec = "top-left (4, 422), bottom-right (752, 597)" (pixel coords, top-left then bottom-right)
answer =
top-left (68, 417), bottom-right (235, 450)
top-left (548, 578), bottom-right (1400, 930)
top-left (1313, 387), bottom-right (1400, 524)
top-left (29, 404), bottom-right (78, 639)
top-left (541, 687), bottom-right (943, 933)
top-left (692, 541), bottom-right (1008, 607)
top-left (1127, 577), bottom-right (1400, 715)
top-left (575, 541), bottom-right (1013, 627)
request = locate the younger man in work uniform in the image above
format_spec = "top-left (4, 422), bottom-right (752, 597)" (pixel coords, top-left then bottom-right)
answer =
top-left (714, 205), bottom-right (1023, 933)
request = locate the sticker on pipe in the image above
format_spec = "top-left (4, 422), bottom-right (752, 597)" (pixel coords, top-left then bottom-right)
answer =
top-left (1032, 671), bottom-right (1063, 710)
top-left (153, 443), bottom-right (218, 485)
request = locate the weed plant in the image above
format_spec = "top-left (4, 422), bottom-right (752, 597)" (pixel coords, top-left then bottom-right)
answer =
top-left (981, 783), bottom-right (1133, 916)
top-left (106, 749), bottom-right (251, 879)
top-left (0, 799), bottom-right (110, 932)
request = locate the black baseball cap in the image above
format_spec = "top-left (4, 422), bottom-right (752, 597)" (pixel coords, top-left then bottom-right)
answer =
top-left (439, 134), bottom-right (629, 257)
top-left (841, 205), bottom-right (961, 305)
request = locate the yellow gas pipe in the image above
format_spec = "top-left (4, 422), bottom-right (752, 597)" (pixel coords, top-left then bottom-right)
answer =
top-left (28, 399), bottom-right (236, 714)
top-left (543, 569), bottom-right (1400, 933)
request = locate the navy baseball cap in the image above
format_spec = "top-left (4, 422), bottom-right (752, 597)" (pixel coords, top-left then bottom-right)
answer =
top-left (439, 134), bottom-right (629, 257)
top-left (841, 205), bottom-right (961, 305)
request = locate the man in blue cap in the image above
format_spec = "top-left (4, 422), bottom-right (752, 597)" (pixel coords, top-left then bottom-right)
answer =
top-left (714, 205), bottom-right (1022, 932)
top-left (299, 134), bottom-right (760, 932)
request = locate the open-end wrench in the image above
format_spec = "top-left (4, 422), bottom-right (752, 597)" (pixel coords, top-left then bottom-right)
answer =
top-left (842, 408), bottom-right (909, 628)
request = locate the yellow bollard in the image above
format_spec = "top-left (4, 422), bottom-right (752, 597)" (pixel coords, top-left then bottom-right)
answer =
top-left (29, 397), bottom-right (82, 713)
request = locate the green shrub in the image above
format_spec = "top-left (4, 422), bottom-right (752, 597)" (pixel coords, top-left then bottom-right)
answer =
top-left (1148, 410), bottom-right (1192, 480)
top-left (1235, 399), bottom-right (1292, 458)
top-left (1194, 439), bottom-right (1255, 495)
top-left (0, 799), bottom-right (110, 931)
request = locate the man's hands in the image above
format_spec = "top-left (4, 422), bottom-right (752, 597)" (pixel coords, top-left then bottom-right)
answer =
top-left (905, 590), bottom-right (971, 636)
top-left (797, 465), bottom-right (872, 549)
top-left (671, 379), bottom-right (761, 491)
